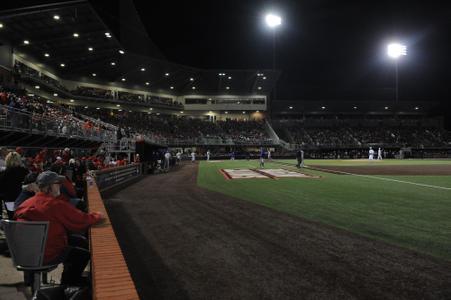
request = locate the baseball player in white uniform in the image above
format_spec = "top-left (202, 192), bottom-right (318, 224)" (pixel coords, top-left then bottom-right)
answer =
top-left (369, 147), bottom-right (375, 160)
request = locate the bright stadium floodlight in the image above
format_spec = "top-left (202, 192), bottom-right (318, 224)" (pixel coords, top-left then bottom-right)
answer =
top-left (386, 42), bottom-right (407, 106)
top-left (387, 43), bottom-right (407, 59)
top-left (265, 13), bottom-right (282, 117)
top-left (265, 13), bottom-right (282, 28)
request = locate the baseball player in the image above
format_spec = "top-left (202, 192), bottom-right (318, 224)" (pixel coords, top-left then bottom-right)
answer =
top-left (369, 147), bottom-right (374, 160)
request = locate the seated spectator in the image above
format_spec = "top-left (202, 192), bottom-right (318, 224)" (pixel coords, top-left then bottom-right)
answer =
top-left (14, 171), bottom-right (104, 286)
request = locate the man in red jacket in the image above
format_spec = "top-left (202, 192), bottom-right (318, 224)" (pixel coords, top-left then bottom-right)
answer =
top-left (15, 171), bottom-right (104, 285)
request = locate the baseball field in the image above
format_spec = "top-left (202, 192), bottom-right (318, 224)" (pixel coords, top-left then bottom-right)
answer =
top-left (198, 159), bottom-right (451, 261)
top-left (106, 159), bottom-right (451, 299)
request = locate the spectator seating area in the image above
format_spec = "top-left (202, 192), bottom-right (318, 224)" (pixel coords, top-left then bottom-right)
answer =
top-left (72, 86), bottom-right (113, 99)
top-left (274, 117), bottom-right (451, 148)
top-left (75, 107), bottom-right (273, 145)
top-left (13, 61), bottom-right (183, 109)
top-left (1, 87), bottom-right (117, 142)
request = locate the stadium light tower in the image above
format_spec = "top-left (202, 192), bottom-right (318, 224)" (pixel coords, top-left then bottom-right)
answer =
top-left (265, 13), bottom-right (282, 115)
top-left (387, 43), bottom-right (407, 105)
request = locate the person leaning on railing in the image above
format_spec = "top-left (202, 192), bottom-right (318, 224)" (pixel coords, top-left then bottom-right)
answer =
top-left (14, 171), bottom-right (104, 286)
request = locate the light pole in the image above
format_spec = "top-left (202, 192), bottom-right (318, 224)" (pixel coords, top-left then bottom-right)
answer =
top-left (387, 43), bottom-right (407, 106)
top-left (265, 13), bottom-right (282, 116)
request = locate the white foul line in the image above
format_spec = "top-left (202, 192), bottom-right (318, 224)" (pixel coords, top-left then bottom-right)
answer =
top-left (305, 165), bottom-right (451, 191)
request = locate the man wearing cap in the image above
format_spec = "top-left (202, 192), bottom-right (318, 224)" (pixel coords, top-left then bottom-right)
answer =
top-left (15, 171), bottom-right (104, 285)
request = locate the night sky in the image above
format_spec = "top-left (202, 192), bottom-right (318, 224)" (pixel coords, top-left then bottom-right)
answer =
top-left (133, 0), bottom-right (451, 102)
top-left (3, 0), bottom-right (451, 104)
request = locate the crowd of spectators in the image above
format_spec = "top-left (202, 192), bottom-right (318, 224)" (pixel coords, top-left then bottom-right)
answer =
top-left (1, 87), bottom-right (116, 141)
top-left (75, 107), bottom-right (272, 145)
top-left (274, 118), bottom-right (451, 148)
top-left (0, 146), bottom-right (139, 289)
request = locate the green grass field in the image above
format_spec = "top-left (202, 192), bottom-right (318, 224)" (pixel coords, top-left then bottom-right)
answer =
top-left (197, 159), bottom-right (451, 261)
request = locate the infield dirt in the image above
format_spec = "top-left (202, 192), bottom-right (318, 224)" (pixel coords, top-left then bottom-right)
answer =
top-left (104, 163), bottom-right (451, 300)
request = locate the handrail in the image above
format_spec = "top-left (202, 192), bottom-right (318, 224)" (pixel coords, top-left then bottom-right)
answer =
top-left (87, 179), bottom-right (139, 300)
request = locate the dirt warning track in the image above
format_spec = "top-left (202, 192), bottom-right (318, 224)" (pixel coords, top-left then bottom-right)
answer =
top-left (309, 164), bottom-right (451, 175)
top-left (104, 163), bottom-right (451, 300)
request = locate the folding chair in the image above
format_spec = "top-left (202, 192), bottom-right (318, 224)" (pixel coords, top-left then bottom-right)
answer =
top-left (1, 220), bottom-right (59, 295)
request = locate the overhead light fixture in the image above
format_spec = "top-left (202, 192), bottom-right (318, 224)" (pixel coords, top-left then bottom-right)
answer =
top-left (165, 73), bottom-right (170, 76)
top-left (96, 107), bottom-right (100, 110)
top-left (321, 106), bottom-right (326, 110)
top-left (141, 68), bottom-right (146, 71)
top-left (156, 112), bottom-right (160, 116)
top-left (84, 106), bottom-right (88, 109)
top-left (34, 85), bottom-right (40, 89)
top-left (105, 32), bottom-right (111, 38)
top-left (116, 104), bottom-right (121, 107)
top-left (53, 93), bottom-right (58, 97)
top-left (73, 33), bottom-right (79, 38)
top-left (88, 47), bottom-right (94, 51)
top-left (225, 111), bottom-right (228, 114)
top-left (415, 106), bottom-right (419, 110)
top-left (60, 63), bottom-right (65, 67)
top-left (121, 78), bottom-right (126, 81)
top-left (385, 106), bottom-right (389, 110)
top-left (228, 76), bottom-right (232, 79)
top-left (257, 87), bottom-right (262, 90)
top-left (145, 82), bottom-right (150, 85)
top-left (111, 62), bottom-right (116, 66)
top-left (118, 109), bottom-right (122, 112)
top-left (53, 15), bottom-right (60, 20)
top-left (190, 77), bottom-right (194, 81)
top-left (180, 111), bottom-right (184, 114)
top-left (0, 23), bottom-right (3, 29)
top-left (70, 99), bottom-right (74, 103)
top-left (170, 86), bottom-right (174, 89)
top-left (242, 111), bottom-right (246, 114)
top-left (226, 86), bottom-right (230, 90)
top-left (387, 43), bottom-right (407, 59)
top-left (92, 73), bottom-right (96, 77)
top-left (353, 106), bottom-right (358, 110)
top-left (263, 77), bottom-right (267, 80)
top-left (23, 40), bottom-right (30, 45)
top-left (256, 110), bottom-right (260, 113)
top-left (192, 86), bottom-right (196, 90)
top-left (44, 53), bottom-right (50, 57)
top-left (149, 108), bottom-right (153, 110)
top-left (265, 13), bottom-right (282, 28)
top-left (118, 50), bottom-right (125, 54)
top-left (289, 106), bottom-right (293, 109)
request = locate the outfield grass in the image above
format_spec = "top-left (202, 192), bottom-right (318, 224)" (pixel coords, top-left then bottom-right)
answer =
top-left (197, 159), bottom-right (451, 261)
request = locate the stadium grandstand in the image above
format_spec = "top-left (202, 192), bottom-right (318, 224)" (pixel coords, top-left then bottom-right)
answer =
top-left (1, 1), bottom-right (451, 299)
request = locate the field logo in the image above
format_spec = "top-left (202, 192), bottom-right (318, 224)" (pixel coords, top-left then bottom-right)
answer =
top-left (220, 168), bottom-right (318, 180)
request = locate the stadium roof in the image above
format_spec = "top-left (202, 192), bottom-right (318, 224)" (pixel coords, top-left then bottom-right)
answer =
top-left (0, 0), bottom-right (279, 96)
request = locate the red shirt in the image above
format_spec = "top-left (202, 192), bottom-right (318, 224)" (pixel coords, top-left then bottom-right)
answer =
top-left (14, 192), bottom-right (102, 263)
